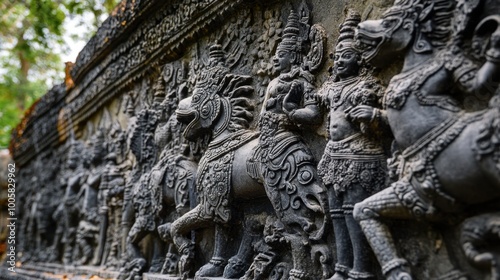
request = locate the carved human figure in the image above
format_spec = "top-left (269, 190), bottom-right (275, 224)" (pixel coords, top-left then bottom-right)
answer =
top-left (312, 10), bottom-right (387, 280)
top-left (76, 130), bottom-right (106, 265)
top-left (352, 0), bottom-right (500, 279)
top-left (120, 97), bottom-right (138, 264)
top-left (99, 152), bottom-right (129, 268)
top-left (32, 158), bottom-right (61, 262)
top-left (249, 10), bottom-right (331, 280)
top-left (61, 140), bottom-right (89, 265)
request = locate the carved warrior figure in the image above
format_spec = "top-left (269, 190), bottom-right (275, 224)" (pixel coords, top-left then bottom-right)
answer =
top-left (248, 10), bottom-right (331, 280)
top-left (174, 43), bottom-right (264, 279)
top-left (353, 0), bottom-right (500, 279)
top-left (311, 10), bottom-right (387, 280)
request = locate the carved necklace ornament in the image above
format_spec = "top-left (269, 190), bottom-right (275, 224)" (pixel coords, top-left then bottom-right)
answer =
top-left (384, 49), bottom-right (476, 111)
top-left (323, 77), bottom-right (358, 111)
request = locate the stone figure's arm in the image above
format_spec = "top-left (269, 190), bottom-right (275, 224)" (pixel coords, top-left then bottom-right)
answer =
top-left (454, 33), bottom-right (500, 96)
top-left (283, 81), bottom-right (322, 125)
top-left (347, 105), bottom-right (388, 125)
top-left (288, 103), bottom-right (322, 125)
top-left (346, 80), bottom-right (388, 127)
top-left (118, 159), bottom-right (133, 172)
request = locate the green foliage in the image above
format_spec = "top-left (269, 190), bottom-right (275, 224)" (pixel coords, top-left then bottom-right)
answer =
top-left (0, 0), bottom-right (120, 148)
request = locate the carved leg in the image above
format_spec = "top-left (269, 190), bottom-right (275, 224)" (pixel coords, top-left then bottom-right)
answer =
top-left (149, 233), bottom-right (166, 273)
top-left (126, 222), bottom-right (149, 261)
top-left (120, 198), bottom-right (134, 265)
top-left (196, 224), bottom-right (230, 278)
top-left (47, 225), bottom-right (64, 262)
top-left (329, 190), bottom-right (352, 280)
top-left (76, 233), bottom-right (93, 265)
top-left (63, 227), bottom-right (77, 265)
top-left (353, 185), bottom-right (414, 280)
top-left (107, 206), bottom-right (123, 269)
top-left (171, 204), bottom-right (212, 279)
top-left (287, 231), bottom-right (313, 280)
top-left (344, 186), bottom-right (376, 280)
top-left (223, 218), bottom-right (263, 278)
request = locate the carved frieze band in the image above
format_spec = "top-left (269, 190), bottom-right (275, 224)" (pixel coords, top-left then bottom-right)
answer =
top-left (11, 0), bottom-right (245, 166)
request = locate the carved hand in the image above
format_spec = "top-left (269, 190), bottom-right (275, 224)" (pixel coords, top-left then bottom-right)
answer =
top-left (473, 252), bottom-right (494, 266)
top-left (346, 105), bottom-right (376, 122)
top-left (486, 30), bottom-right (500, 63)
top-left (283, 81), bottom-right (303, 114)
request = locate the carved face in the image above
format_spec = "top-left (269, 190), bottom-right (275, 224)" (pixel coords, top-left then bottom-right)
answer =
top-left (355, 7), bottom-right (415, 66)
top-left (176, 86), bottom-right (220, 141)
top-left (333, 49), bottom-right (360, 79)
top-left (273, 50), bottom-right (293, 73)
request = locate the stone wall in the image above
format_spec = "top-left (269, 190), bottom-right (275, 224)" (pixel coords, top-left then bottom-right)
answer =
top-left (8, 0), bottom-right (500, 279)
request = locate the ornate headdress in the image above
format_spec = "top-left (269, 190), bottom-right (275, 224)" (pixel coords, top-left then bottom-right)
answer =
top-left (196, 43), bottom-right (229, 92)
top-left (336, 9), bottom-right (361, 53)
top-left (153, 74), bottom-right (166, 106)
top-left (277, 10), bottom-right (302, 55)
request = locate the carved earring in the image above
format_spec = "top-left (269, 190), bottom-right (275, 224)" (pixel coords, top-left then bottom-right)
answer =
top-left (413, 31), bottom-right (432, 54)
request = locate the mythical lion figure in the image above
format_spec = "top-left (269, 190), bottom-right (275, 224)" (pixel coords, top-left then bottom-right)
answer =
top-left (173, 43), bottom-right (265, 280)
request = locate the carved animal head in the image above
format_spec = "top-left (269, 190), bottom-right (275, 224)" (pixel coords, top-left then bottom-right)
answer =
top-left (355, 0), bottom-right (453, 66)
top-left (177, 73), bottom-right (254, 142)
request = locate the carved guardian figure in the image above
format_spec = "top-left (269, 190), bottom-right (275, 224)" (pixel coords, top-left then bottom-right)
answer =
top-left (313, 10), bottom-right (387, 280)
